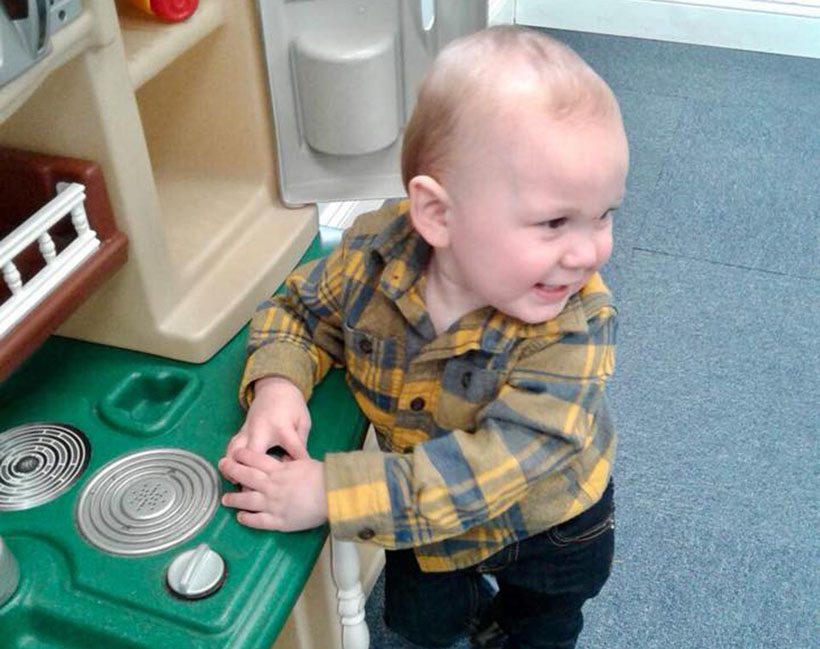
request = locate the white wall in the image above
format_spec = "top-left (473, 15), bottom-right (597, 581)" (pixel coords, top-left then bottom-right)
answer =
top-left (515, 0), bottom-right (820, 58)
top-left (489, 0), bottom-right (517, 24)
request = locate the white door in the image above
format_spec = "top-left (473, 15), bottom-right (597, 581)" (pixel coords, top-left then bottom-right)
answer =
top-left (257, 0), bottom-right (488, 206)
top-left (515, 0), bottom-right (820, 59)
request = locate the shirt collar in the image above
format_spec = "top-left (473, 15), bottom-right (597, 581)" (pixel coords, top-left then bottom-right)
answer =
top-left (372, 209), bottom-right (431, 302)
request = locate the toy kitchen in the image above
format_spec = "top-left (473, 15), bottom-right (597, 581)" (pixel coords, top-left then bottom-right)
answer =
top-left (0, 1), bottom-right (486, 648)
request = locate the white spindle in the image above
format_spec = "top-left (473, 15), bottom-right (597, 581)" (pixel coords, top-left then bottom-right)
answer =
top-left (3, 263), bottom-right (23, 295)
top-left (331, 538), bottom-right (370, 649)
top-left (38, 233), bottom-right (57, 263)
top-left (70, 203), bottom-right (91, 236)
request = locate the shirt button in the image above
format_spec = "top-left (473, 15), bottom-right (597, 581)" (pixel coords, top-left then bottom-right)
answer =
top-left (357, 528), bottom-right (376, 540)
top-left (358, 338), bottom-right (373, 354)
top-left (461, 371), bottom-right (473, 389)
top-left (410, 397), bottom-right (425, 411)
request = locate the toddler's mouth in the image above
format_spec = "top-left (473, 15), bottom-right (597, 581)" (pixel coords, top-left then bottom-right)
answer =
top-left (533, 282), bottom-right (570, 299)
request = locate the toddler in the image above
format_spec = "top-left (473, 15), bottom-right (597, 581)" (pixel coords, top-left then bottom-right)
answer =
top-left (220, 25), bottom-right (629, 649)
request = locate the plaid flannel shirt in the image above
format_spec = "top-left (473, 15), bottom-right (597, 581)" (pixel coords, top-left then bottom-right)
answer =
top-left (240, 202), bottom-right (618, 572)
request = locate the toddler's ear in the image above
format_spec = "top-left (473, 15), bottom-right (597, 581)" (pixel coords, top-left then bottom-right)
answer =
top-left (407, 175), bottom-right (452, 248)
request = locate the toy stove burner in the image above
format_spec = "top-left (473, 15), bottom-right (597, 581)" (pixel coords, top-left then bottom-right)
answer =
top-left (75, 448), bottom-right (219, 556)
top-left (0, 422), bottom-right (91, 512)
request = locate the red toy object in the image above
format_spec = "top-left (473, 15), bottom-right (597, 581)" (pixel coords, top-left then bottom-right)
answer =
top-left (123, 0), bottom-right (199, 22)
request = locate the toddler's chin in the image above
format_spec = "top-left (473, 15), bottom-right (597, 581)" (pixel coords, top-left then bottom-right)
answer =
top-left (503, 301), bottom-right (568, 325)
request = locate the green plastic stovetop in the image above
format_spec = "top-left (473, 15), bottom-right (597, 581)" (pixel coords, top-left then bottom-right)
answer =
top-left (0, 234), bottom-right (369, 648)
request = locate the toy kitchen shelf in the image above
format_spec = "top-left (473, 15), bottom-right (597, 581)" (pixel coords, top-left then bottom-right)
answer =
top-left (0, 0), bottom-right (317, 366)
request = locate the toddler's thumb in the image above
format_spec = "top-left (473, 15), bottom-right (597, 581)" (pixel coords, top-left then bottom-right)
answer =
top-left (285, 435), bottom-right (309, 460)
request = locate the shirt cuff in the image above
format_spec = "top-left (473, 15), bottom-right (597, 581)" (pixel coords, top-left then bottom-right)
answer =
top-left (325, 450), bottom-right (396, 546)
top-left (239, 343), bottom-right (316, 408)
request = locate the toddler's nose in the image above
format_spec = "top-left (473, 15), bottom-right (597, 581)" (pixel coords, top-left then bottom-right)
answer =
top-left (562, 232), bottom-right (599, 269)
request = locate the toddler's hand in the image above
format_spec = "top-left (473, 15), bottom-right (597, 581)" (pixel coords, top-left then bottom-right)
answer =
top-left (226, 376), bottom-right (311, 461)
top-left (218, 448), bottom-right (328, 531)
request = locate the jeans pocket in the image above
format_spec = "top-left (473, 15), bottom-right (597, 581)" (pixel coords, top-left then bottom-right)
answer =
top-left (548, 510), bottom-right (615, 547)
top-left (477, 542), bottom-right (516, 573)
top-left (546, 488), bottom-right (615, 548)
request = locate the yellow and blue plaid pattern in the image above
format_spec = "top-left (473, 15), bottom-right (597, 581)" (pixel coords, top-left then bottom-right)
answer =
top-left (240, 203), bottom-right (618, 571)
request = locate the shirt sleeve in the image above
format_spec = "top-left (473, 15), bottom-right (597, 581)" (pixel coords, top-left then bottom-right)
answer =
top-left (324, 308), bottom-right (617, 548)
top-left (238, 241), bottom-right (348, 408)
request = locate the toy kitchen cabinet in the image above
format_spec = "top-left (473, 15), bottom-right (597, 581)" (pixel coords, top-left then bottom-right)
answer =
top-left (0, 1), bottom-right (486, 648)
top-left (1, 0), bottom-right (317, 365)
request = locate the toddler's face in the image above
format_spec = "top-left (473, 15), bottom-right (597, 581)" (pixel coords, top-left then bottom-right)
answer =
top-left (444, 106), bottom-right (629, 324)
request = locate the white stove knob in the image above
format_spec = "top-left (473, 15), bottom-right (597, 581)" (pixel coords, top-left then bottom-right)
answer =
top-left (0, 536), bottom-right (19, 607)
top-left (166, 543), bottom-right (226, 600)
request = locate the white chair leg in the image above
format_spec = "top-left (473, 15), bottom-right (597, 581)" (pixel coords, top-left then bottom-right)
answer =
top-left (331, 537), bottom-right (369, 649)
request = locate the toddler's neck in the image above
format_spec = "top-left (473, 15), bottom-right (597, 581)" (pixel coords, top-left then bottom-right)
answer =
top-left (424, 253), bottom-right (484, 336)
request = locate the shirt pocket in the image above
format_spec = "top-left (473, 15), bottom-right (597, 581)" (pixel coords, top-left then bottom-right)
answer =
top-left (343, 321), bottom-right (404, 414)
top-left (435, 357), bottom-right (502, 432)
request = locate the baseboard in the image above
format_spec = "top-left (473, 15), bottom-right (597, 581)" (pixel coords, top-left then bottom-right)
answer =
top-left (515, 0), bottom-right (820, 59)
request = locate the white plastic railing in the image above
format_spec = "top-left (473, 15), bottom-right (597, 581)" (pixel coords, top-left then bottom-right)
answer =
top-left (0, 182), bottom-right (100, 336)
top-left (331, 538), bottom-right (370, 649)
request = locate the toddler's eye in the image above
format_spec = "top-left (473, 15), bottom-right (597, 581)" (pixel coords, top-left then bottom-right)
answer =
top-left (597, 210), bottom-right (614, 226)
top-left (541, 217), bottom-right (567, 230)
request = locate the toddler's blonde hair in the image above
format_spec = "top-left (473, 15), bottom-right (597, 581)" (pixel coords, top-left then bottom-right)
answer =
top-left (401, 26), bottom-right (620, 190)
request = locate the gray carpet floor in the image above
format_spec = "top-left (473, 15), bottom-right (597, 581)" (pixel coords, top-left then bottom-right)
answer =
top-left (363, 28), bottom-right (820, 649)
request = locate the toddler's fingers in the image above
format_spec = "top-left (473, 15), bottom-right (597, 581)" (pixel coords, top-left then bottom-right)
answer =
top-left (279, 431), bottom-right (309, 460)
top-left (297, 410), bottom-right (312, 440)
top-left (221, 489), bottom-right (268, 512)
top-left (225, 431), bottom-right (248, 458)
top-left (222, 435), bottom-right (247, 483)
top-left (236, 511), bottom-right (280, 530)
top-left (233, 447), bottom-right (288, 473)
top-left (245, 429), bottom-right (273, 454)
top-left (218, 457), bottom-right (271, 492)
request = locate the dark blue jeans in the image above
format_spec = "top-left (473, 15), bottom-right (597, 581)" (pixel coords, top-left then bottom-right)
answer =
top-left (384, 481), bottom-right (615, 649)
